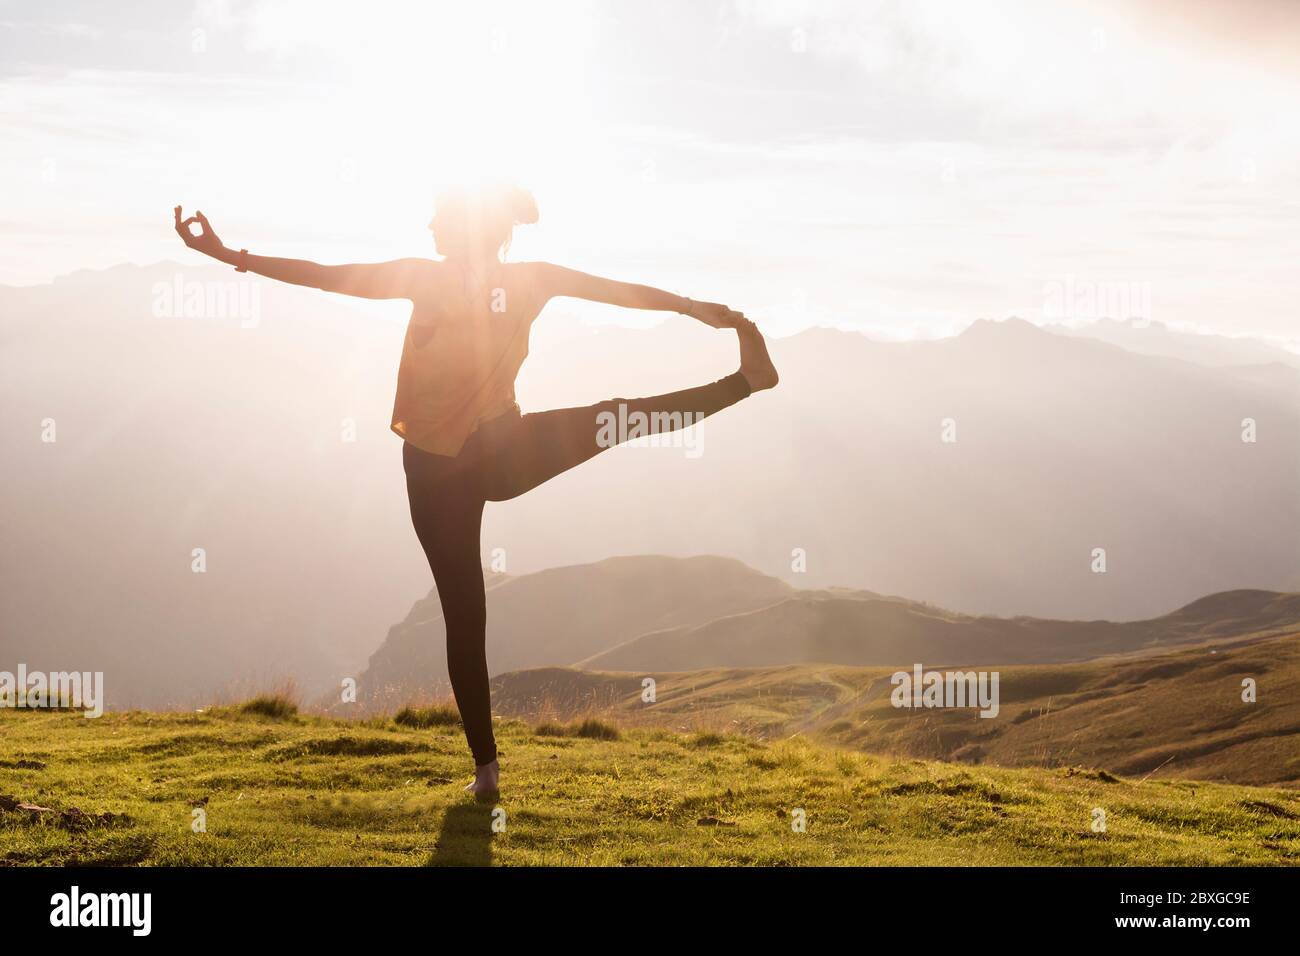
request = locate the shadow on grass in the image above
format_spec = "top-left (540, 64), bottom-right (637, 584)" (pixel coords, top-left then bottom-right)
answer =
top-left (427, 801), bottom-right (494, 867)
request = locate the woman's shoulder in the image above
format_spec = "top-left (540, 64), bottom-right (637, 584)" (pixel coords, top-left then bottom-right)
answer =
top-left (502, 260), bottom-right (557, 295)
top-left (508, 260), bottom-right (572, 293)
top-left (505, 260), bottom-right (551, 277)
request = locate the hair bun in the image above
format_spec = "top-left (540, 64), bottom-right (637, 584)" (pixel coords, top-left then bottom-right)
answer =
top-left (509, 186), bottom-right (538, 225)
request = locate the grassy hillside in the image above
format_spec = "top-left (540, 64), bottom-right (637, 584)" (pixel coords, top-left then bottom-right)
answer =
top-left (2, 707), bottom-right (1298, 866)
top-left (497, 630), bottom-right (1300, 788)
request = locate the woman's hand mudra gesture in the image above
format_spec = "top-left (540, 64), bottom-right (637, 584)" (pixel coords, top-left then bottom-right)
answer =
top-left (173, 206), bottom-right (225, 258)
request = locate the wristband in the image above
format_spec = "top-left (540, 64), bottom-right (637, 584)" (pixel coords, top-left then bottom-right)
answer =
top-left (234, 249), bottom-right (249, 273)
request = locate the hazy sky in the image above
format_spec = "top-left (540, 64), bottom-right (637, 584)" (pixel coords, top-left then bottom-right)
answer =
top-left (2, 0), bottom-right (1298, 342)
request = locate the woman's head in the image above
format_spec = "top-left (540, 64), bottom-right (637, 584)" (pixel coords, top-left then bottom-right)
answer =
top-left (429, 182), bottom-right (538, 261)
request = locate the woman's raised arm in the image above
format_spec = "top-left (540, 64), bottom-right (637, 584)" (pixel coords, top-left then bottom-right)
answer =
top-left (533, 261), bottom-right (744, 328)
top-left (173, 206), bottom-right (432, 300)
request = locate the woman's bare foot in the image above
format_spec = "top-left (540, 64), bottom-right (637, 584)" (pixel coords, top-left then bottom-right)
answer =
top-left (464, 759), bottom-right (499, 799)
top-left (737, 319), bottom-right (779, 392)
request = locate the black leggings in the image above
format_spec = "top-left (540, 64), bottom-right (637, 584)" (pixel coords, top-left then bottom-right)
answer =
top-left (403, 371), bottom-right (752, 766)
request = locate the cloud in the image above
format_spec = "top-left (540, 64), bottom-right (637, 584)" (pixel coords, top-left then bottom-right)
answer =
top-left (733, 0), bottom-right (1300, 146)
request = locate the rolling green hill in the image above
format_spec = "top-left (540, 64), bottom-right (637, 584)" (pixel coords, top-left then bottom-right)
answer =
top-left (494, 629), bottom-right (1300, 788)
top-left (1, 707), bottom-right (1297, 866)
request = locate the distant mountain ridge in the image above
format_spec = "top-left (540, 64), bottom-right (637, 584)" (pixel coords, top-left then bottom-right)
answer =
top-left (1049, 317), bottom-right (1300, 370)
top-left (580, 585), bottom-right (1300, 671)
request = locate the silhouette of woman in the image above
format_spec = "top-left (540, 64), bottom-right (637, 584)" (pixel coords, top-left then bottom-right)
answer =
top-left (174, 185), bottom-right (778, 795)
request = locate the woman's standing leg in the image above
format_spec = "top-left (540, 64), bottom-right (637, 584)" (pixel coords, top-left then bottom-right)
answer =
top-left (403, 447), bottom-right (497, 774)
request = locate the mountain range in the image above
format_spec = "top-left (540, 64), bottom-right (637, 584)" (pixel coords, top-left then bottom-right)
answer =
top-left (3, 262), bottom-right (1297, 707)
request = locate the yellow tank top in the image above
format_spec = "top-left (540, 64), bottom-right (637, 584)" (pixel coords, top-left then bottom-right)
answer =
top-left (390, 262), bottom-right (544, 457)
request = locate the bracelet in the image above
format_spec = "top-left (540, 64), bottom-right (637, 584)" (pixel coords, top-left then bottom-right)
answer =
top-left (234, 248), bottom-right (249, 273)
top-left (679, 296), bottom-right (694, 315)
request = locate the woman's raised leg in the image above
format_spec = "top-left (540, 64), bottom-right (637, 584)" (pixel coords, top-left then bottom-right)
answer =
top-left (481, 320), bottom-right (778, 501)
top-left (480, 371), bottom-right (748, 501)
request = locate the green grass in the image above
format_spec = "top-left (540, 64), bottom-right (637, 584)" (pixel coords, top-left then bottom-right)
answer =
top-left (1, 708), bottom-right (1298, 866)
top-left (238, 694), bottom-right (298, 720)
top-left (534, 718), bottom-right (620, 740)
top-left (393, 705), bottom-right (462, 729)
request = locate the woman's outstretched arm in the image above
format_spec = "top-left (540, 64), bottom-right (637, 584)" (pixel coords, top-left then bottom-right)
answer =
top-left (534, 262), bottom-right (744, 328)
top-left (173, 206), bottom-right (431, 300)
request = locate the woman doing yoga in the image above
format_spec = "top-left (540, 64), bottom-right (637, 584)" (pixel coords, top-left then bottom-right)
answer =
top-left (173, 183), bottom-right (778, 795)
